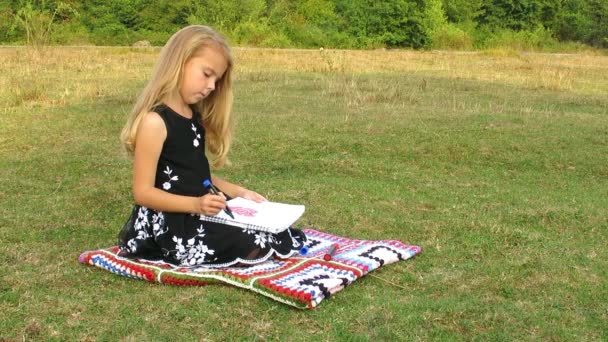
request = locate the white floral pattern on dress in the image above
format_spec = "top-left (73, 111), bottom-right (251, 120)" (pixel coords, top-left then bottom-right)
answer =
top-left (126, 206), bottom-right (169, 253)
top-left (191, 123), bottom-right (201, 147)
top-left (162, 166), bottom-right (179, 190)
top-left (151, 212), bottom-right (168, 237)
top-left (172, 225), bottom-right (216, 266)
top-left (286, 228), bottom-right (300, 248)
top-left (253, 232), bottom-right (276, 249)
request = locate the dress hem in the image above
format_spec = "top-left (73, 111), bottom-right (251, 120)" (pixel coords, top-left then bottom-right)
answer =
top-left (181, 247), bottom-right (301, 268)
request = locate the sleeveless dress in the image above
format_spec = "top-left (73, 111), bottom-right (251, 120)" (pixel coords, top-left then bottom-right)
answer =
top-left (117, 104), bottom-right (307, 267)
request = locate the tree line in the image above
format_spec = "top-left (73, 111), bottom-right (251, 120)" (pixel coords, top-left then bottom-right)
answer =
top-left (1, 0), bottom-right (606, 50)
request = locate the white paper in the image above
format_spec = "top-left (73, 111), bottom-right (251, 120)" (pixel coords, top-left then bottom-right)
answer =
top-left (207, 197), bottom-right (305, 233)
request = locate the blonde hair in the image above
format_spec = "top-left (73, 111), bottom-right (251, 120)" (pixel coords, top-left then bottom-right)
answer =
top-left (120, 25), bottom-right (234, 168)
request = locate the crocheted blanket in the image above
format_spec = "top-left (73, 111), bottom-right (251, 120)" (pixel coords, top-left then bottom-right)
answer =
top-left (79, 229), bottom-right (421, 309)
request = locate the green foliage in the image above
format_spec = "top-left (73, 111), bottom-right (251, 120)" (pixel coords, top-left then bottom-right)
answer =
top-left (0, 6), bottom-right (19, 42)
top-left (479, 25), bottom-right (558, 50)
top-left (186, 0), bottom-right (245, 30)
top-left (0, 0), bottom-right (605, 50)
top-left (232, 20), bottom-right (293, 47)
top-left (263, 0), bottom-right (344, 48)
top-left (82, 0), bottom-right (187, 45)
top-left (50, 18), bottom-right (89, 44)
top-left (430, 23), bottom-right (474, 50)
top-left (442, 0), bottom-right (483, 23)
top-left (476, 0), bottom-right (560, 31)
top-left (12, 0), bottom-right (78, 46)
top-left (554, 0), bottom-right (608, 48)
top-left (335, 0), bottom-right (429, 48)
top-left (424, 0), bottom-right (447, 33)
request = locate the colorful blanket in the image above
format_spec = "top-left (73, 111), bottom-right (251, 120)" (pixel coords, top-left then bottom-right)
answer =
top-left (79, 229), bottom-right (421, 309)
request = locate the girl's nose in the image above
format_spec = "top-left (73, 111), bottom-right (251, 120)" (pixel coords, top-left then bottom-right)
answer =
top-left (207, 81), bottom-right (215, 92)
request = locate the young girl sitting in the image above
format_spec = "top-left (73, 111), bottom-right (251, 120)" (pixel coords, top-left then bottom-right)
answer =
top-left (117, 25), bottom-right (306, 267)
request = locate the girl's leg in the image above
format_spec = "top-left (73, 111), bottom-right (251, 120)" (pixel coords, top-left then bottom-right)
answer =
top-left (232, 248), bottom-right (263, 267)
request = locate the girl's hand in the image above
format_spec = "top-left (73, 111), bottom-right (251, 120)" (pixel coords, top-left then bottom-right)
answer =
top-left (194, 194), bottom-right (227, 215)
top-left (238, 189), bottom-right (267, 203)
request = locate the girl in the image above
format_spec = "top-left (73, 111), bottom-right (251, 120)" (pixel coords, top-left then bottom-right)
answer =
top-left (117, 25), bottom-right (306, 267)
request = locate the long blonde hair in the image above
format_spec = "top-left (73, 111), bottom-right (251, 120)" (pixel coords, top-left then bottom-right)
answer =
top-left (120, 25), bottom-right (234, 168)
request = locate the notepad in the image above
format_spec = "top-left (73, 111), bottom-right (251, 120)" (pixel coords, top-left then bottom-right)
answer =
top-left (200, 197), bottom-right (305, 233)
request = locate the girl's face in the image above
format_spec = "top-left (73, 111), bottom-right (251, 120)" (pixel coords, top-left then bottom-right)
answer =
top-left (179, 45), bottom-right (228, 105)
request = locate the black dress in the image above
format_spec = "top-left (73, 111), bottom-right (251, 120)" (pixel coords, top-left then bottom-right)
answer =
top-left (118, 104), bottom-right (306, 267)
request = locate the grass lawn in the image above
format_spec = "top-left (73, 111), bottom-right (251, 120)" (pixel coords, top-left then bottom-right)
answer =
top-left (0, 46), bottom-right (607, 341)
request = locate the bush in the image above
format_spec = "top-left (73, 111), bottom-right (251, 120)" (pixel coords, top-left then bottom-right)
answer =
top-left (258, 34), bottom-right (293, 48)
top-left (335, 0), bottom-right (429, 49)
top-left (431, 23), bottom-right (474, 50)
top-left (479, 26), bottom-right (558, 51)
top-left (232, 21), bottom-right (293, 48)
top-left (1, 0), bottom-right (604, 50)
top-left (133, 30), bottom-right (172, 47)
top-left (89, 23), bottom-right (138, 46)
top-left (51, 21), bottom-right (91, 45)
top-left (0, 7), bottom-right (19, 43)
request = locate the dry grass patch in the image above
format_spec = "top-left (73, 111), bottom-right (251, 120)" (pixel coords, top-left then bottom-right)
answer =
top-left (0, 47), bottom-right (155, 108)
top-left (2, 47), bottom-right (606, 109)
top-left (234, 47), bottom-right (607, 94)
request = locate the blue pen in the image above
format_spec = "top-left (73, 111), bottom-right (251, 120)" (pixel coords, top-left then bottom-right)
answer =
top-left (203, 179), bottom-right (235, 219)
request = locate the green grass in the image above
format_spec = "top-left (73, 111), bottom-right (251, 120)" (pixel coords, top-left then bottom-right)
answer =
top-left (1, 47), bottom-right (607, 341)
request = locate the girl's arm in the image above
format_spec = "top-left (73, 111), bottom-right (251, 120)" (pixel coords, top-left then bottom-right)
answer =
top-left (211, 176), bottom-right (267, 203)
top-left (132, 112), bottom-right (226, 215)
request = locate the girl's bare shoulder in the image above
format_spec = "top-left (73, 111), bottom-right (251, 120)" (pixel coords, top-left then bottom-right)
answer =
top-left (137, 111), bottom-right (167, 139)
